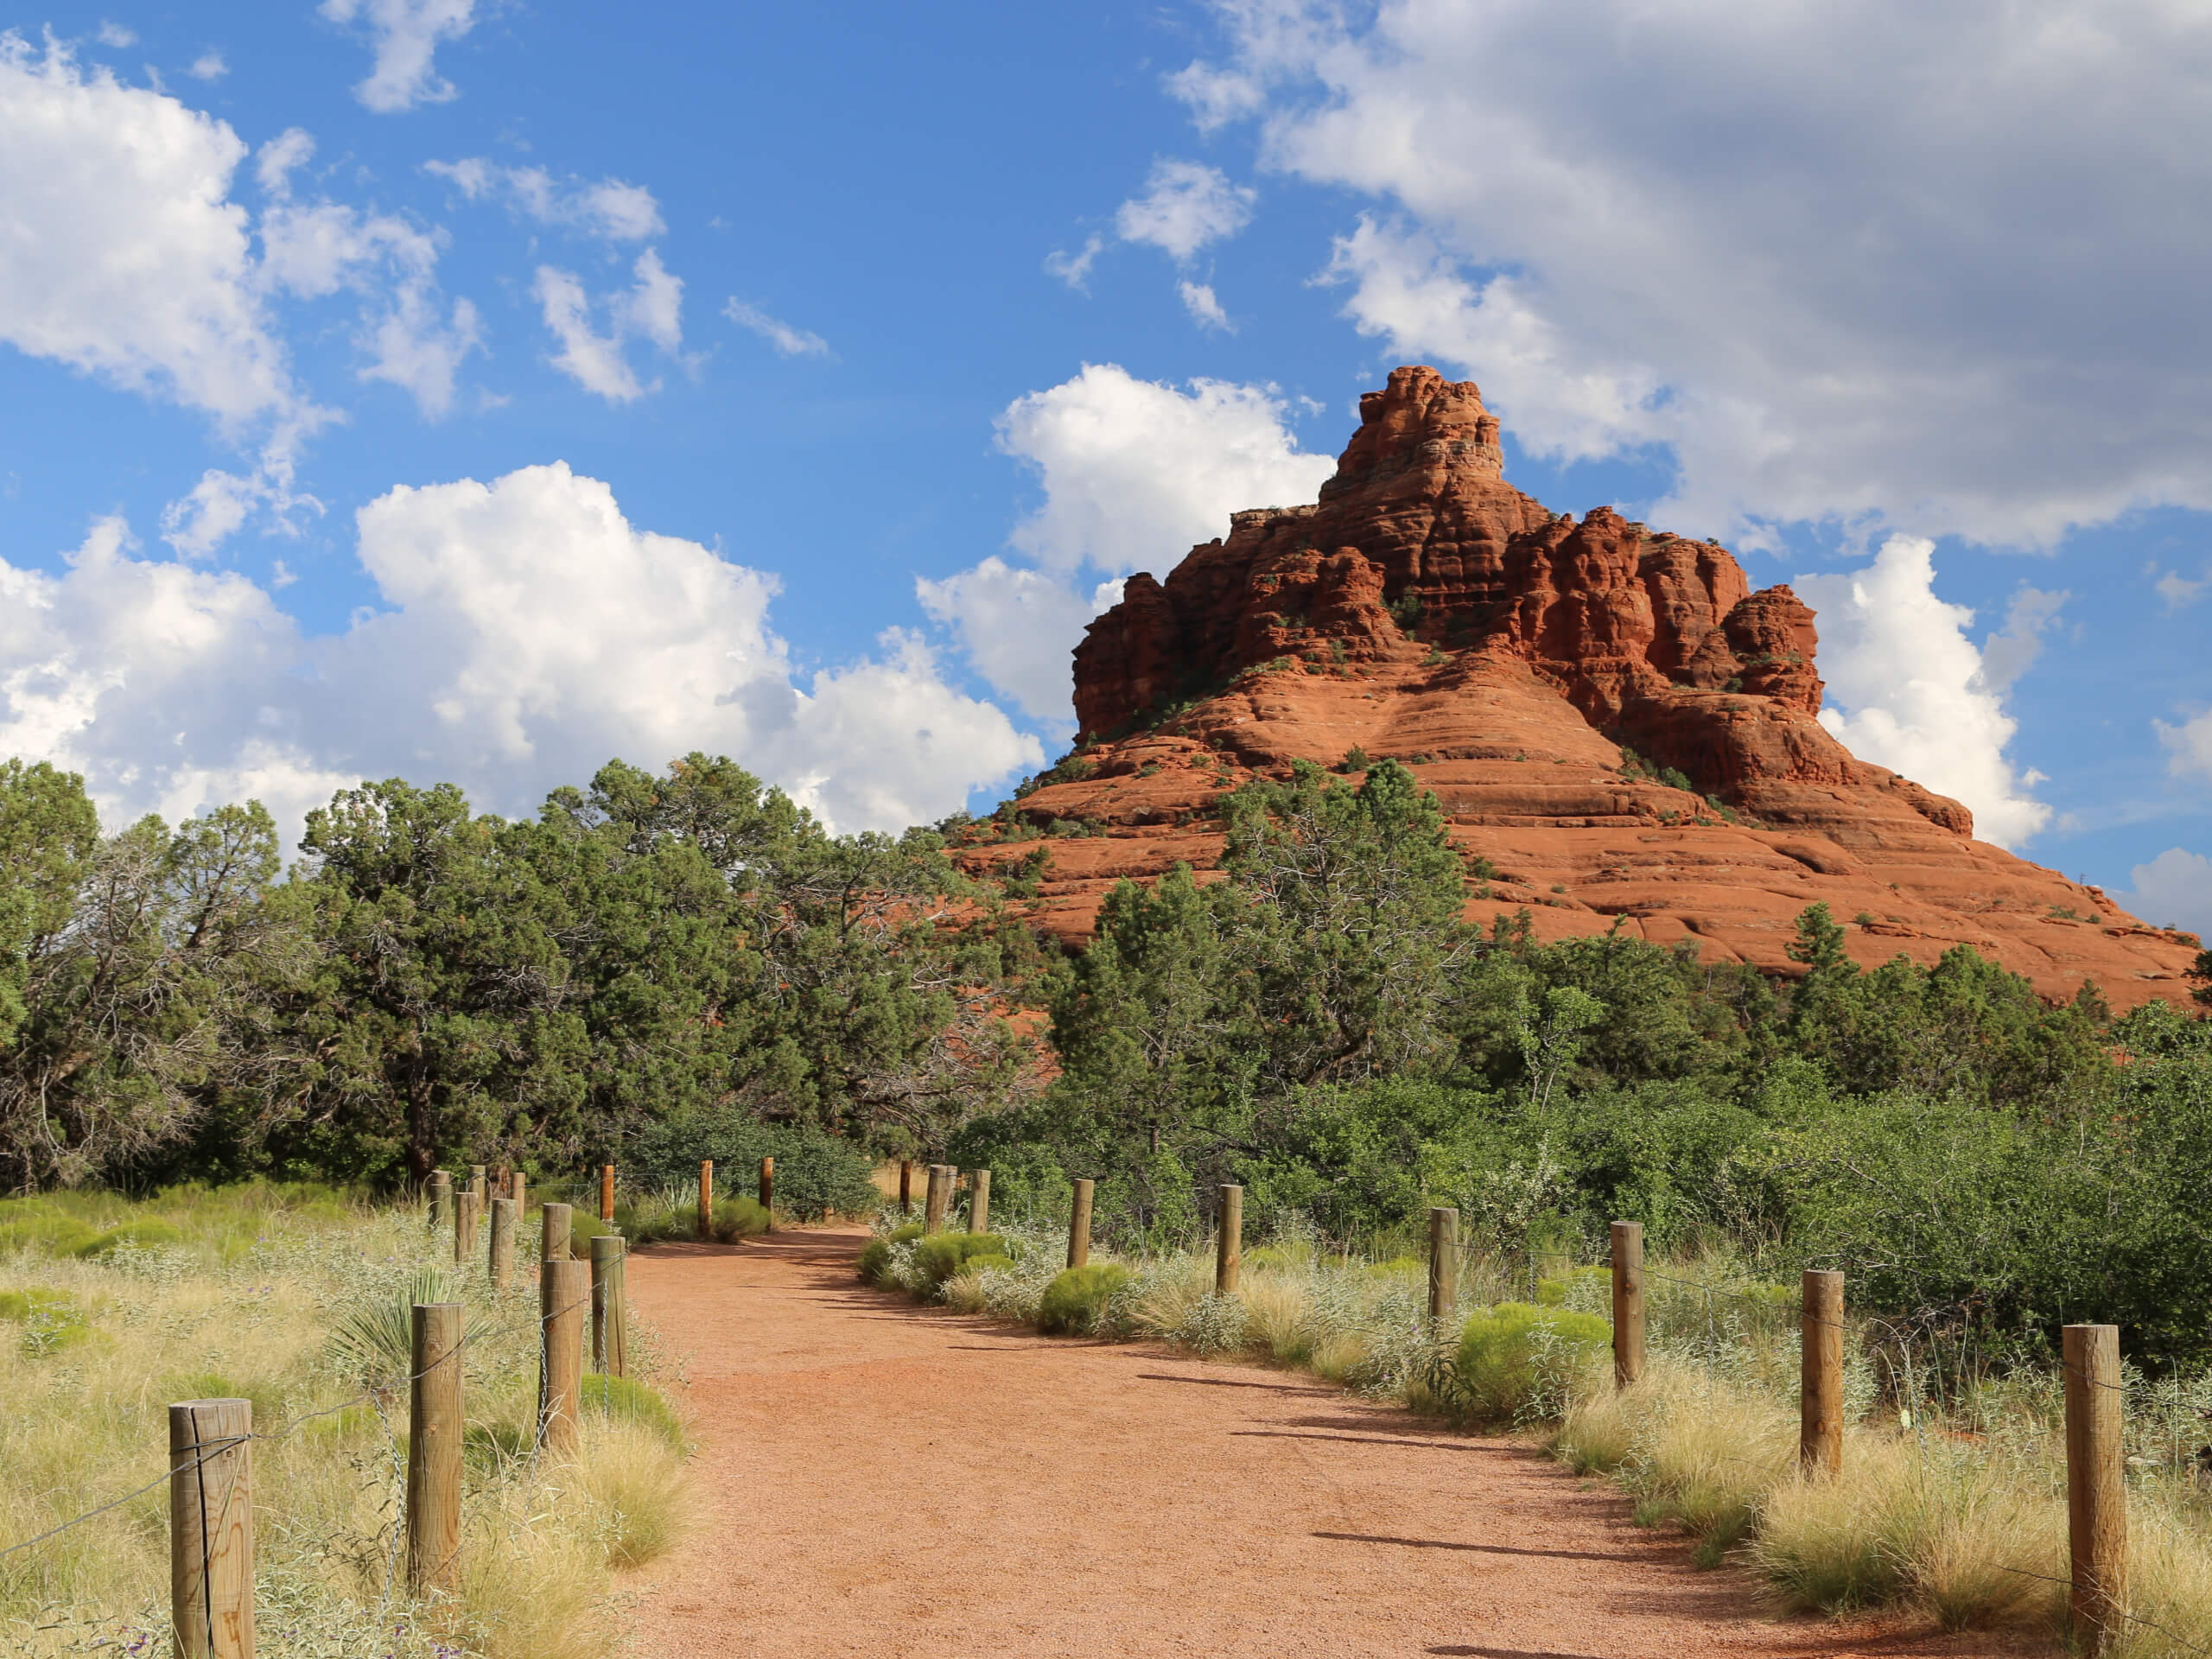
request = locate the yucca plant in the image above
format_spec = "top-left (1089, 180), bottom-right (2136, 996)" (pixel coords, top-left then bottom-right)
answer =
top-left (327, 1267), bottom-right (499, 1389)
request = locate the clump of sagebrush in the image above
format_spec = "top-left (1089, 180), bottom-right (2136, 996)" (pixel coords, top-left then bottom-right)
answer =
top-left (0, 1181), bottom-right (695, 1659)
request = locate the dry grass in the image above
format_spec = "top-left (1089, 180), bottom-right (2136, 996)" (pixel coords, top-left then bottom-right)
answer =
top-left (0, 1184), bottom-right (696, 1658)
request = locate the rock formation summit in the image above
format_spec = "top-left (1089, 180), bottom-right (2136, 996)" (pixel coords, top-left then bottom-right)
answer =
top-left (990, 366), bottom-right (2198, 1008)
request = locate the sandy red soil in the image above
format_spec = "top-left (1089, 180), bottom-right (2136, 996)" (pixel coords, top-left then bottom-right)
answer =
top-left (621, 1228), bottom-right (2041, 1659)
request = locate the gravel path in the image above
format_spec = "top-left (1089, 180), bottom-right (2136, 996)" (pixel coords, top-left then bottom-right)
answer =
top-left (621, 1227), bottom-right (2036, 1659)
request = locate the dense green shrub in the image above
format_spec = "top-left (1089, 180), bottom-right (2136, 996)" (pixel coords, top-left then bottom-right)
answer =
top-left (912, 1231), bottom-right (1008, 1292)
top-left (857, 1222), bottom-right (925, 1286)
top-left (580, 1374), bottom-right (685, 1448)
top-left (73, 1219), bottom-right (183, 1256)
top-left (1038, 1264), bottom-right (1131, 1335)
top-left (0, 1287), bottom-right (88, 1354)
top-left (1450, 1302), bottom-right (1611, 1421)
top-left (0, 1217), bottom-right (102, 1255)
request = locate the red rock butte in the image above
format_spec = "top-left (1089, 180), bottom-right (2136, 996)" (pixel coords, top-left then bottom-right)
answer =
top-left (982, 366), bottom-right (2198, 1009)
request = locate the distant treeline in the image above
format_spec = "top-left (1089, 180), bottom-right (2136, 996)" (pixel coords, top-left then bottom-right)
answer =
top-left (5, 749), bottom-right (2211, 1359)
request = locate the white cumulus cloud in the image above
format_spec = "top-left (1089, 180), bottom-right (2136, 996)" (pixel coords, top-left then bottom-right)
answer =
top-left (424, 159), bottom-right (664, 243)
top-left (920, 364), bottom-right (1335, 721)
top-left (1179, 280), bottom-right (1232, 332)
top-left (257, 131), bottom-right (483, 421)
top-left (2115, 848), bottom-right (2212, 938)
top-left (534, 251), bottom-right (683, 403)
top-left (1182, 0), bottom-right (2212, 548)
top-left (1796, 537), bottom-right (2052, 849)
top-left (0, 467), bottom-right (1040, 839)
top-left (185, 50), bottom-right (226, 80)
top-left (2158, 710), bottom-right (2212, 782)
top-left (724, 298), bottom-right (828, 358)
top-left (320, 0), bottom-right (476, 114)
top-left (0, 37), bottom-right (305, 430)
top-left (1115, 159), bottom-right (1254, 261)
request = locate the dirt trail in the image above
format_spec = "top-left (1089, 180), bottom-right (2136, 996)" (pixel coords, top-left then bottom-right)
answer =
top-left (624, 1228), bottom-right (2031, 1659)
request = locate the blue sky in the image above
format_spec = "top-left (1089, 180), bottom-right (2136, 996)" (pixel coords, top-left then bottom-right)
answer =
top-left (0, 0), bottom-right (2207, 931)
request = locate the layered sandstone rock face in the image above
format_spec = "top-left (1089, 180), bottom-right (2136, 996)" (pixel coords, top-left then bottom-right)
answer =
top-left (988, 368), bottom-right (2199, 1009)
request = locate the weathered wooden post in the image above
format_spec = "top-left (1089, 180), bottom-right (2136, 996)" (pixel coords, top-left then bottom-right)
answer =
top-left (1610, 1221), bottom-right (1645, 1388)
top-left (468, 1164), bottom-right (486, 1206)
top-left (538, 1258), bottom-right (588, 1459)
top-left (453, 1186), bottom-right (479, 1268)
top-left (759, 1155), bottom-right (774, 1232)
top-left (426, 1170), bottom-right (452, 1230)
top-left (969, 1168), bottom-right (992, 1235)
top-left (510, 1168), bottom-right (526, 1211)
top-left (169, 1398), bottom-right (254, 1659)
top-left (598, 1164), bottom-right (615, 1224)
top-left (1216, 1185), bottom-right (1243, 1294)
top-left (406, 1303), bottom-right (463, 1594)
top-left (487, 1197), bottom-right (516, 1293)
top-left (589, 1234), bottom-right (628, 1379)
top-left (1067, 1178), bottom-right (1094, 1269)
top-left (697, 1160), bottom-right (714, 1239)
top-left (2065, 1323), bottom-right (2126, 1656)
top-left (1801, 1270), bottom-right (1844, 1474)
top-left (899, 1159), bottom-right (912, 1217)
top-left (924, 1164), bottom-right (949, 1234)
top-left (1428, 1206), bottom-right (1459, 1323)
top-left (540, 1201), bottom-right (572, 1263)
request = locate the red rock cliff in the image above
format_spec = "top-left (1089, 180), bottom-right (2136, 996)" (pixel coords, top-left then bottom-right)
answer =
top-left (998, 368), bottom-right (2198, 1009)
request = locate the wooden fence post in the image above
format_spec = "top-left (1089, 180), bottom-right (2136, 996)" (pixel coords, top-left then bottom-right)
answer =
top-left (924, 1164), bottom-right (948, 1234)
top-left (487, 1198), bottom-right (516, 1293)
top-left (538, 1258), bottom-right (588, 1459)
top-left (969, 1168), bottom-right (992, 1235)
top-left (1067, 1179), bottom-right (1094, 1269)
top-left (2065, 1323), bottom-right (2126, 1656)
top-left (1801, 1269), bottom-right (1844, 1475)
top-left (1610, 1221), bottom-right (1644, 1388)
top-left (598, 1164), bottom-right (615, 1223)
top-left (452, 1187), bottom-right (478, 1268)
top-left (426, 1170), bottom-right (451, 1230)
top-left (590, 1234), bottom-right (627, 1379)
top-left (168, 1397), bottom-right (253, 1659)
top-left (405, 1303), bottom-right (463, 1594)
top-left (899, 1160), bottom-right (912, 1217)
top-left (697, 1160), bottom-right (714, 1239)
top-left (539, 1201), bottom-right (572, 1263)
top-left (1428, 1206), bottom-right (1459, 1323)
top-left (1216, 1185), bottom-right (1243, 1294)
top-left (509, 1168), bottom-right (526, 1211)
top-left (759, 1156), bottom-right (773, 1232)
top-left (468, 1165), bottom-right (486, 1205)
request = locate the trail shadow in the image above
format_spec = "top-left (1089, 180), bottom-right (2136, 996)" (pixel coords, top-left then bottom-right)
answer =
top-left (1235, 1431), bottom-right (1506, 1453)
top-left (1132, 1372), bottom-right (1337, 1395)
top-left (1313, 1531), bottom-right (1629, 1564)
top-left (1427, 1648), bottom-right (1607, 1658)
